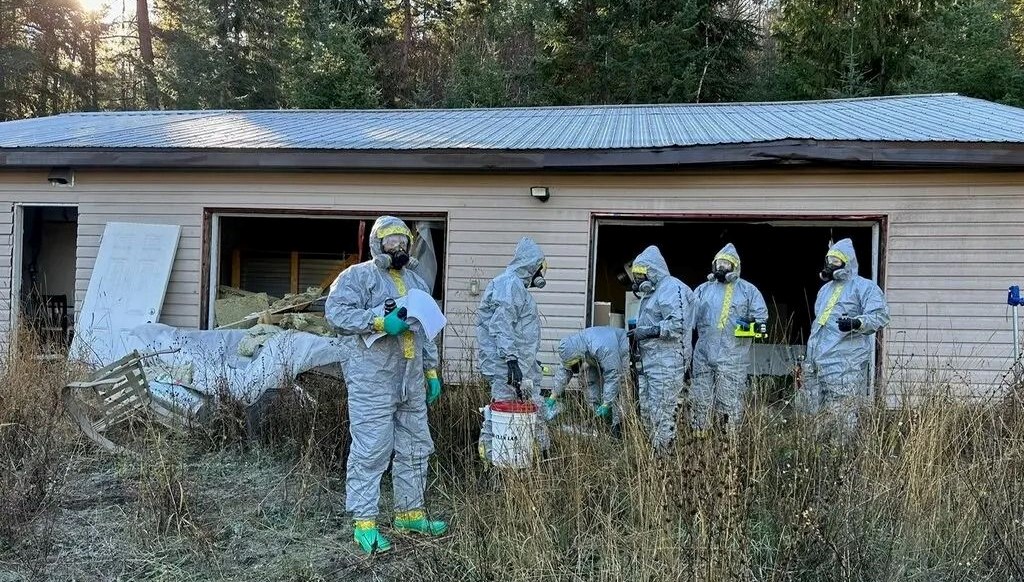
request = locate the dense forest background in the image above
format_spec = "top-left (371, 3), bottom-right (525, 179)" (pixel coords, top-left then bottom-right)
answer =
top-left (3, 0), bottom-right (1024, 120)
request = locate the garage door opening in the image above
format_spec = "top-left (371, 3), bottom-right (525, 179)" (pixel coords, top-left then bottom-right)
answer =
top-left (12, 205), bottom-right (79, 355)
top-left (206, 213), bottom-right (446, 328)
top-left (590, 217), bottom-right (881, 385)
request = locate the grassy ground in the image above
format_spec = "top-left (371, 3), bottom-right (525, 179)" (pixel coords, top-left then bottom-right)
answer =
top-left (2, 332), bottom-right (1023, 581)
top-left (2, 447), bottom-right (437, 581)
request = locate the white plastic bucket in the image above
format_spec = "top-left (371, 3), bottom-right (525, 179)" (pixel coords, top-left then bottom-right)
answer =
top-left (490, 400), bottom-right (538, 468)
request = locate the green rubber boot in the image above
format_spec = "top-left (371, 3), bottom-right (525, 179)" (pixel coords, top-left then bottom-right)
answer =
top-left (353, 520), bottom-right (392, 554)
top-left (394, 510), bottom-right (448, 536)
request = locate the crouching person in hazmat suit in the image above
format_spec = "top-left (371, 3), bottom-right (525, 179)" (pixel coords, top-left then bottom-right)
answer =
top-left (326, 216), bottom-right (447, 555)
top-left (476, 237), bottom-right (549, 461)
top-left (691, 243), bottom-right (769, 433)
top-left (800, 238), bottom-right (890, 437)
top-left (546, 326), bottom-right (630, 436)
top-left (628, 245), bottom-right (695, 454)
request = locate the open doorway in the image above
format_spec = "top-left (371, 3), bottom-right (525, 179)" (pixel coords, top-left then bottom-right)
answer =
top-left (13, 205), bottom-right (79, 355)
top-left (590, 216), bottom-right (881, 389)
top-left (205, 213), bottom-right (446, 329)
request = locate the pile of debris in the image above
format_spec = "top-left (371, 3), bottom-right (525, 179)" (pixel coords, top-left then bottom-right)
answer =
top-left (214, 286), bottom-right (340, 355)
top-left (63, 222), bottom-right (356, 454)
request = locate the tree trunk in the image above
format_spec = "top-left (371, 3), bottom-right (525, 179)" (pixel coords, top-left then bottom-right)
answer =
top-left (400, 0), bottom-right (412, 84)
top-left (136, 0), bottom-right (160, 109)
top-left (87, 18), bottom-right (99, 110)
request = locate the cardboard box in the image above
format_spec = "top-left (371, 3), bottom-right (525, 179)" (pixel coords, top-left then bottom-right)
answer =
top-left (610, 313), bottom-right (625, 328)
top-left (625, 292), bottom-right (641, 327)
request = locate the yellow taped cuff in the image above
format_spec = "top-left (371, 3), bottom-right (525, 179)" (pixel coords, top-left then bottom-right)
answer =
top-left (395, 509), bottom-right (425, 521)
top-left (373, 317), bottom-right (384, 333)
top-left (354, 519), bottom-right (376, 530)
top-left (425, 369), bottom-right (438, 380)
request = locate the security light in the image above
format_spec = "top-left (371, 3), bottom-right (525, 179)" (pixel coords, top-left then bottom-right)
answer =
top-left (530, 186), bottom-right (550, 202)
top-left (47, 167), bottom-right (74, 187)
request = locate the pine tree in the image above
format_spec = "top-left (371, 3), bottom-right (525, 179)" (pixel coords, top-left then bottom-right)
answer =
top-left (538, 0), bottom-right (758, 105)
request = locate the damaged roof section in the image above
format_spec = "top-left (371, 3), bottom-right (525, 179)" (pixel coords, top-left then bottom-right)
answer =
top-left (4, 94), bottom-right (1024, 170)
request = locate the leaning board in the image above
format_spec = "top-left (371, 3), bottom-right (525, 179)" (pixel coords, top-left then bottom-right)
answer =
top-left (70, 222), bottom-right (181, 366)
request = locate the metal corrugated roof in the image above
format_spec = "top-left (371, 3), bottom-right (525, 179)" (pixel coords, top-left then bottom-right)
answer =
top-left (3, 94), bottom-right (1024, 151)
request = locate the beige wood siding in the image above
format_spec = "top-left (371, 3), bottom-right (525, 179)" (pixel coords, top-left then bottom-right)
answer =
top-left (2, 169), bottom-right (1022, 398)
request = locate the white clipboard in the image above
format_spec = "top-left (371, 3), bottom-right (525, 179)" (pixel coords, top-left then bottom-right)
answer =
top-left (364, 289), bottom-right (447, 347)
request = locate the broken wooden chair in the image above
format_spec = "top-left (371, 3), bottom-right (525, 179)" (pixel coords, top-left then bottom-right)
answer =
top-left (63, 348), bottom-right (203, 454)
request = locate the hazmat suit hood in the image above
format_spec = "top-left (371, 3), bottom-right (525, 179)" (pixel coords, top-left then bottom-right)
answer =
top-left (708, 243), bottom-right (742, 283)
top-left (557, 333), bottom-right (587, 366)
top-left (632, 245), bottom-right (671, 286)
top-left (825, 238), bottom-right (858, 282)
top-left (370, 216), bottom-right (419, 270)
top-left (506, 237), bottom-right (546, 287)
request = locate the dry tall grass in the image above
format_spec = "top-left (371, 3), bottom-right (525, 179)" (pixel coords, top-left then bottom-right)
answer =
top-left (415, 373), bottom-right (1024, 581)
top-left (0, 330), bottom-right (77, 531)
top-left (1, 329), bottom-right (1022, 581)
top-left (0, 330), bottom-right (81, 579)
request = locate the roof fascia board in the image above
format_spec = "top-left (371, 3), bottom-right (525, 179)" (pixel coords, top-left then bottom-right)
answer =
top-left (4, 140), bottom-right (1024, 171)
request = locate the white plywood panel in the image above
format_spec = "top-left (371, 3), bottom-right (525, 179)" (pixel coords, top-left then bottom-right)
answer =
top-left (70, 222), bottom-right (181, 365)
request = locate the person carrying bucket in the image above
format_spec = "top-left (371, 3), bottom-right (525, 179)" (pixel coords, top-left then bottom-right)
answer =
top-left (546, 326), bottom-right (630, 437)
top-left (325, 215), bottom-right (447, 555)
top-left (476, 237), bottom-right (550, 462)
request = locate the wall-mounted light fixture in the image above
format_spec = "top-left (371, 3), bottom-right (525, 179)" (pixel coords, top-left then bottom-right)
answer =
top-left (530, 186), bottom-right (550, 202)
top-left (47, 167), bottom-right (74, 187)
top-left (469, 278), bottom-right (480, 296)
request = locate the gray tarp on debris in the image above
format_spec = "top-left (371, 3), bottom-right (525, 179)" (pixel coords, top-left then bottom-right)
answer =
top-left (121, 324), bottom-right (346, 413)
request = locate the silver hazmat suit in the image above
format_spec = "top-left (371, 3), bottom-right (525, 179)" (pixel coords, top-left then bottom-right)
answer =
top-left (632, 245), bottom-right (695, 451)
top-left (325, 216), bottom-right (438, 520)
top-left (802, 238), bottom-right (890, 432)
top-left (691, 243), bottom-right (769, 429)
